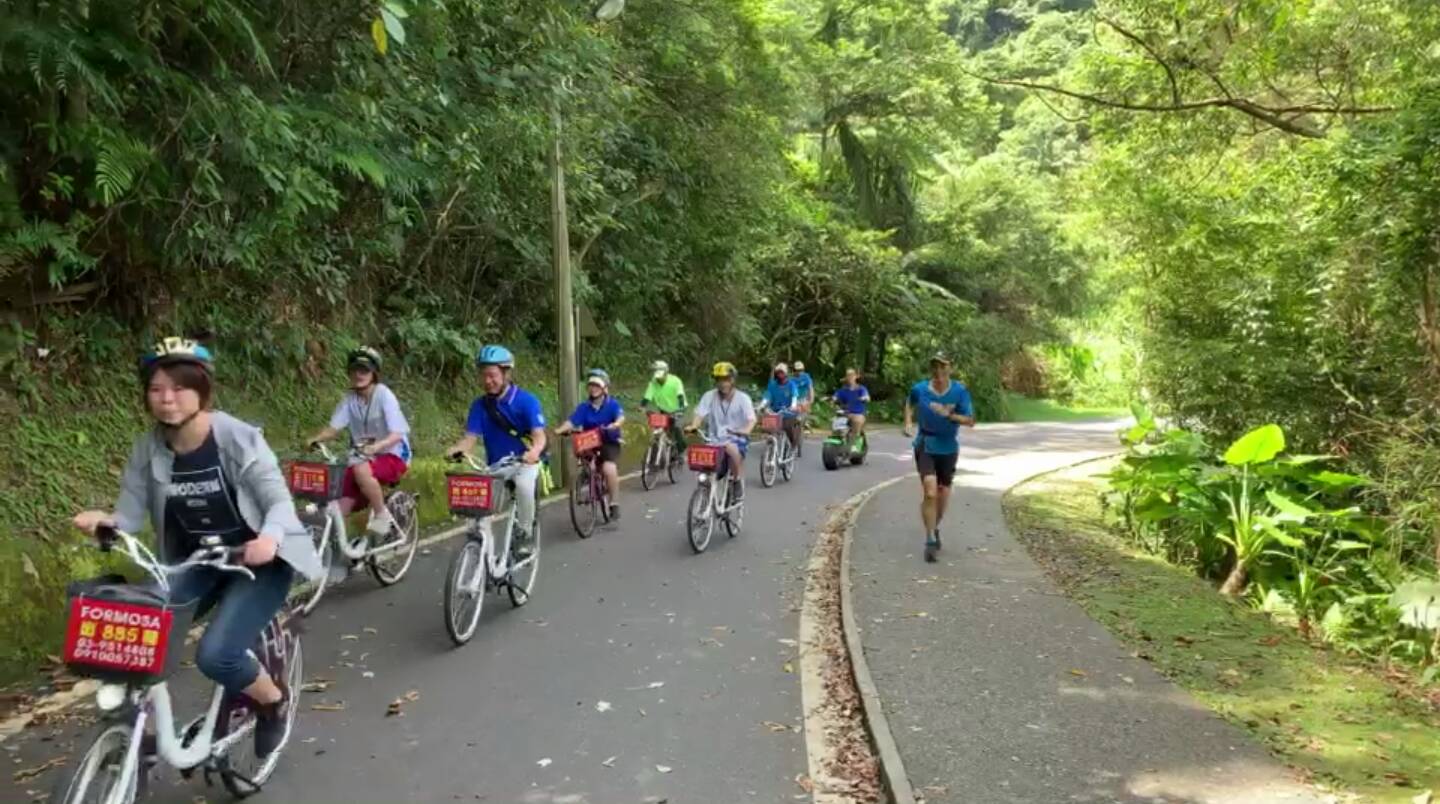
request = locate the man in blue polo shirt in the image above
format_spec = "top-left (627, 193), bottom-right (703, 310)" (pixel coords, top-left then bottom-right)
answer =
top-left (903, 352), bottom-right (975, 563)
top-left (447, 344), bottom-right (547, 558)
top-left (555, 369), bottom-right (625, 521)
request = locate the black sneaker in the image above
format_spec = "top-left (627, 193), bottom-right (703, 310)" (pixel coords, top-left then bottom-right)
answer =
top-left (254, 693), bottom-right (290, 759)
top-left (933, 529), bottom-right (942, 552)
top-left (512, 528), bottom-right (533, 561)
top-left (924, 534), bottom-right (940, 564)
top-left (609, 504), bottom-right (621, 522)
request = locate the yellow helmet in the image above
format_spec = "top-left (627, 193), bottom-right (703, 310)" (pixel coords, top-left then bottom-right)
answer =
top-left (711, 361), bottom-right (737, 379)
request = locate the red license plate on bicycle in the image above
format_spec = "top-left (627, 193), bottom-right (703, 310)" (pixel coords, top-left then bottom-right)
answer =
top-left (447, 474), bottom-right (495, 517)
top-left (62, 596), bottom-right (177, 680)
top-left (289, 461), bottom-right (342, 502)
top-left (647, 412), bottom-right (670, 429)
top-left (761, 414), bottom-right (782, 433)
top-left (572, 429), bottom-right (603, 455)
top-left (688, 444), bottom-right (723, 471)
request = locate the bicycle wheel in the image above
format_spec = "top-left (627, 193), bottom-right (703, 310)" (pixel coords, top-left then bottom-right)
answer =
top-left (368, 491), bottom-right (420, 586)
top-left (569, 466), bottom-right (598, 538)
top-left (666, 441), bottom-right (679, 484)
top-left (724, 482), bottom-right (745, 539)
top-left (686, 484), bottom-right (714, 554)
top-left (507, 513), bottom-right (540, 607)
top-left (641, 440), bottom-right (660, 491)
top-left (444, 537), bottom-right (486, 646)
top-left (297, 522), bottom-right (333, 617)
top-left (759, 438), bottom-right (777, 487)
top-left (50, 721), bottom-right (138, 804)
top-left (780, 441), bottom-right (795, 482)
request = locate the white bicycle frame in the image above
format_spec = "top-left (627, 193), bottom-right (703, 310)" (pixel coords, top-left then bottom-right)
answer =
top-left (80, 531), bottom-right (266, 797)
top-left (645, 408), bottom-right (684, 464)
top-left (306, 443), bottom-right (409, 563)
top-left (693, 433), bottom-right (742, 519)
top-left (454, 456), bottom-right (529, 594)
top-left (757, 402), bottom-right (798, 470)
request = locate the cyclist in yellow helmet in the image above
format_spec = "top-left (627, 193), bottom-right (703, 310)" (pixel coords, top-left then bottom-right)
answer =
top-left (687, 361), bottom-right (757, 500)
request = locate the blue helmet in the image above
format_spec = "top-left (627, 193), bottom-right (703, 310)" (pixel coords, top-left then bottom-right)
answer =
top-left (140, 337), bottom-right (214, 380)
top-left (476, 344), bottom-right (515, 369)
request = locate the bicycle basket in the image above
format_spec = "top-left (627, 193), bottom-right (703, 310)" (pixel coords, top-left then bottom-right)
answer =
top-left (687, 444), bottom-right (723, 471)
top-left (288, 460), bottom-right (344, 502)
top-left (447, 473), bottom-right (495, 517)
top-left (647, 412), bottom-right (670, 430)
top-left (761, 414), bottom-right (782, 433)
top-left (62, 578), bottom-right (197, 684)
top-left (572, 428), bottom-right (603, 455)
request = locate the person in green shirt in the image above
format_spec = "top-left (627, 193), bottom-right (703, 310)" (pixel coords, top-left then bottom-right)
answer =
top-left (642, 360), bottom-right (688, 462)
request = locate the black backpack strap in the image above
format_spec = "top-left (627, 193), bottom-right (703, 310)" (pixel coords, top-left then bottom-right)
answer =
top-left (481, 394), bottom-right (546, 456)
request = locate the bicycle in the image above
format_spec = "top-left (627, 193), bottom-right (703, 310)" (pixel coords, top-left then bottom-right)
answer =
top-left (51, 527), bottom-right (302, 803)
top-left (821, 404), bottom-right (869, 471)
top-left (640, 409), bottom-right (683, 491)
top-left (442, 454), bottom-right (541, 646)
top-left (755, 404), bottom-right (798, 488)
top-left (563, 428), bottom-right (614, 539)
top-left (287, 442), bottom-right (420, 616)
top-left (683, 432), bottom-right (746, 554)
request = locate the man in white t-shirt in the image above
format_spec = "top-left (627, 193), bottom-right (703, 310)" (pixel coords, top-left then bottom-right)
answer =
top-left (307, 347), bottom-right (412, 537)
top-left (687, 361), bottom-right (756, 499)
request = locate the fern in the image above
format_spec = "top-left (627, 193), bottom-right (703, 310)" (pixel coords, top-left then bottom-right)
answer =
top-left (92, 129), bottom-right (153, 206)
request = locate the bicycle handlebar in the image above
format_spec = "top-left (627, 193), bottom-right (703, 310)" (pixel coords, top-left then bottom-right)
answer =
top-left (93, 526), bottom-right (255, 590)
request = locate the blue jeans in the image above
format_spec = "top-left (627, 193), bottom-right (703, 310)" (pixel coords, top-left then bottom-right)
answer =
top-left (168, 561), bottom-right (294, 693)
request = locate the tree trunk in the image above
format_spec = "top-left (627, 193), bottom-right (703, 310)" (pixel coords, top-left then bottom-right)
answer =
top-left (1218, 563), bottom-right (1248, 597)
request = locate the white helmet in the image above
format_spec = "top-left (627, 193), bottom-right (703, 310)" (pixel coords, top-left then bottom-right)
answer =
top-left (773, 362), bottom-right (789, 375)
top-left (793, 360), bottom-right (805, 372)
top-left (652, 359), bottom-right (669, 379)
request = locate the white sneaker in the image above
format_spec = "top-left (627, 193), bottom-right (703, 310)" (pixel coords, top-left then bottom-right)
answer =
top-left (366, 511), bottom-right (394, 537)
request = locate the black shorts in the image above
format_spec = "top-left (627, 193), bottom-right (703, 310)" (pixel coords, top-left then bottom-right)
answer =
top-left (599, 441), bottom-right (622, 465)
top-left (914, 447), bottom-right (958, 487)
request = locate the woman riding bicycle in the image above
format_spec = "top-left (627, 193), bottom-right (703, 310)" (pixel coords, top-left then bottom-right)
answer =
top-left (71, 337), bottom-right (322, 760)
top-left (555, 369), bottom-right (625, 521)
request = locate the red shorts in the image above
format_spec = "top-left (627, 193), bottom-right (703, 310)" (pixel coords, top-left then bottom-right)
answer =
top-left (342, 454), bottom-right (409, 500)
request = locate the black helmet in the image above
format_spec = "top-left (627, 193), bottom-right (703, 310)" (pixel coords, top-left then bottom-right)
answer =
top-left (347, 346), bottom-right (383, 373)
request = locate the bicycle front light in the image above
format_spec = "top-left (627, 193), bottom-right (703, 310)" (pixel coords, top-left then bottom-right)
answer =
top-left (95, 683), bottom-right (127, 712)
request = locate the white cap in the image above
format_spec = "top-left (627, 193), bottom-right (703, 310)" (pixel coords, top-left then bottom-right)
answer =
top-left (793, 361), bottom-right (805, 371)
top-left (652, 360), bottom-right (668, 372)
top-left (774, 362), bottom-right (789, 375)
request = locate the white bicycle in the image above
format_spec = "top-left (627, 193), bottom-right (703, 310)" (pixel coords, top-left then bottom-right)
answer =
top-left (442, 454), bottom-right (541, 646)
top-left (289, 442), bottom-right (420, 616)
top-left (755, 402), bottom-right (799, 488)
top-left (683, 432), bottom-right (746, 553)
top-left (52, 528), bottom-right (302, 802)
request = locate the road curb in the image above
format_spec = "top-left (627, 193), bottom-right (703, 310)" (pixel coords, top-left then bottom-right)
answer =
top-left (837, 476), bottom-right (916, 804)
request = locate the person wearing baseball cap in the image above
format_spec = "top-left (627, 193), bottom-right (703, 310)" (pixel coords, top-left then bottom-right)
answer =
top-left (903, 351), bottom-right (975, 563)
top-left (642, 359), bottom-right (689, 463)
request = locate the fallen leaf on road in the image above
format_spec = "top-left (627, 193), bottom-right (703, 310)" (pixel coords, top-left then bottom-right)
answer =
top-left (602, 756), bottom-right (617, 768)
top-left (783, 662), bottom-right (794, 674)
top-left (596, 701), bottom-right (612, 713)
top-left (647, 681), bottom-right (664, 689)
top-left (777, 638), bottom-right (798, 647)
top-left (301, 680), bottom-right (331, 693)
top-left (795, 774), bottom-right (814, 793)
top-left (1068, 669), bottom-right (1087, 678)
top-left (404, 690), bottom-right (420, 702)
top-left (362, 671), bottom-right (375, 679)
top-left (655, 764), bottom-right (672, 774)
top-left (310, 702), bottom-right (346, 712)
top-left (537, 758), bottom-right (552, 768)
top-left (340, 634), bottom-right (359, 641)
top-left (386, 699), bottom-right (405, 717)
top-left (363, 627), bottom-right (378, 635)
top-left (907, 612), bottom-right (929, 619)
top-left (13, 756), bottom-right (66, 782)
top-left (762, 721), bottom-right (789, 733)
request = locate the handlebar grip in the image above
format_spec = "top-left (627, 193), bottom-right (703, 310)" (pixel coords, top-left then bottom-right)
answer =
top-left (94, 524), bottom-right (118, 551)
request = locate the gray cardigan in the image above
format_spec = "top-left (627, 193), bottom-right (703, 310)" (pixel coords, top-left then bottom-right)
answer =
top-left (113, 411), bottom-right (323, 582)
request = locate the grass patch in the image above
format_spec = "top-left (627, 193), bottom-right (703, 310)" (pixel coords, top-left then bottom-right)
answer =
top-left (1002, 393), bottom-right (1128, 422)
top-left (1003, 459), bottom-right (1440, 803)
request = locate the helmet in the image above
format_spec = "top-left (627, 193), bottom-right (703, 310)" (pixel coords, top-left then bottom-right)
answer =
top-left (773, 362), bottom-right (789, 376)
top-left (586, 368), bottom-right (610, 389)
top-left (347, 346), bottom-right (382, 373)
top-left (476, 344), bottom-right (515, 368)
top-left (711, 361), bottom-right (736, 379)
top-left (651, 359), bottom-right (669, 374)
top-left (793, 360), bottom-right (805, 372)
top-left (140, 337), bottom-right (214, 380)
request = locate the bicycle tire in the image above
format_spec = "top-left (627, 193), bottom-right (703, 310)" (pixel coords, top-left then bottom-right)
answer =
top-left (760, 438), bottom-right (777, 488)
top-left (641, 440), bottom-right (660, 491)
top-left (50, 721), bottom-right (138, 804)
top-left (297, 522), bottom-right (333, 617)
top-left (570, 465), bottom-right (598, 538)
top-left (666, 441), bottom-right (679, 484)
top-left (444, 537), bottom-right (486, 646)
top-left (780, 440), bottom-right (795, 482)
top-left (367, 491), bottom-right (420, 586)
top-left (724, 483), bottom-right (745, 539)
top-left (686, 483), bottom-right (714, 553)
top-left (507, 512), bottom-right (540, 607)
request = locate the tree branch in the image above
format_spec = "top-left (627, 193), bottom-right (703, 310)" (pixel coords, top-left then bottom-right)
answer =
top-left (1098, 16), bottom-right (1180, 107)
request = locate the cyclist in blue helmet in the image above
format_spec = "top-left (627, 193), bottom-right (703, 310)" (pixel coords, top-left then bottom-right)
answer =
top-left (446, 344), bottom-right (547, 558)
top-left (73, 337), bottom-right (321, 760)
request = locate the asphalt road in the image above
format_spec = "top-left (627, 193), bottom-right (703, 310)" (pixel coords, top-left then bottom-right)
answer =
top-left (3, 429), bottom-right (923, 804)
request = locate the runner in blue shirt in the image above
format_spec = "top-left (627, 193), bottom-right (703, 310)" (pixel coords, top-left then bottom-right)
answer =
top-left (831, 368), bottom-right (870, 449)
top-left (447, 344), bottom-right (547, 558)
top-left (903, 352), bottom-right (975, 563)
top-left (555, 369), bottom-right (625, 521)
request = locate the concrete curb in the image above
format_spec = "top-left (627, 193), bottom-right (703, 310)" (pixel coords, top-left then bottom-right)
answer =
top-left (837, 475), bottom-right (916, 804)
